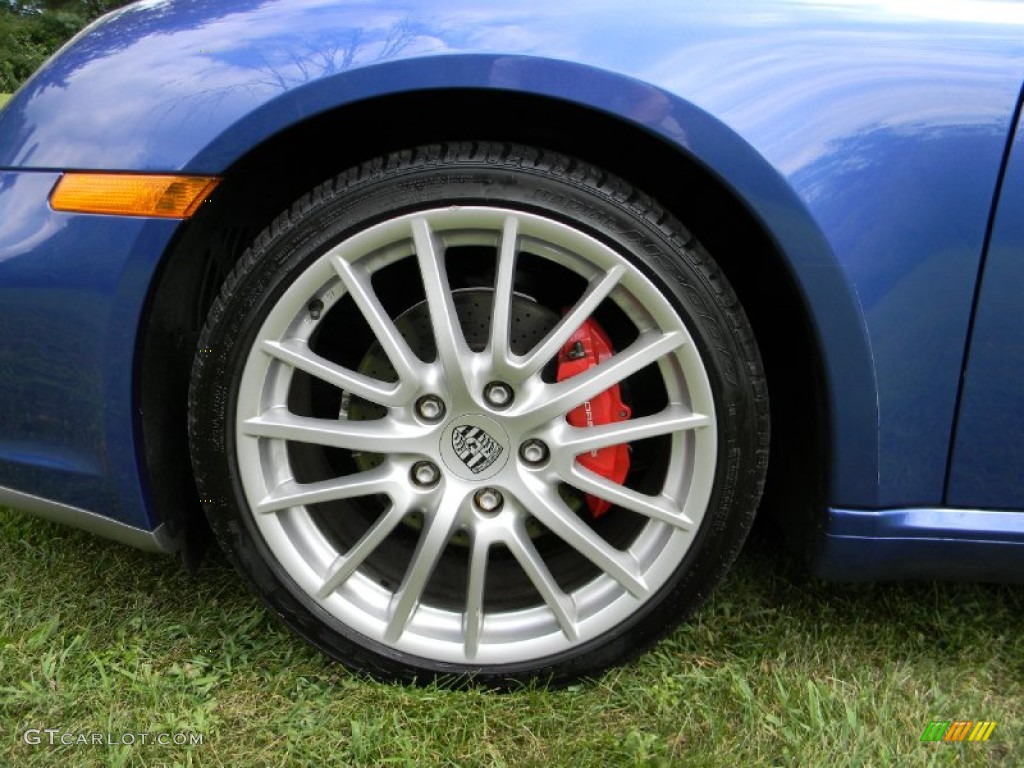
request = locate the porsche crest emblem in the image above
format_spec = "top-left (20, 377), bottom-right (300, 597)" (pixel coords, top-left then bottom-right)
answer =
top-left (451, 424), bottom-right (504, 474)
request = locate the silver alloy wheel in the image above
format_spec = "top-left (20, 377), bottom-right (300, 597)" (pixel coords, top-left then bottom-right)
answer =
top-left (233, 206), bottom-right (717, 665)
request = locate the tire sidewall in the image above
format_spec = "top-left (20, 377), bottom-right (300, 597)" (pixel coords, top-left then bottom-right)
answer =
top-left (188, 146), bottom-right (767, 685)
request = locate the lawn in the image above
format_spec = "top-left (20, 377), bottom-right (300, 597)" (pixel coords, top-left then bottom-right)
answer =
top-left (1, 506), bottom-right (1019, 767)
top-left (0, 93), bottom-right (11, 108)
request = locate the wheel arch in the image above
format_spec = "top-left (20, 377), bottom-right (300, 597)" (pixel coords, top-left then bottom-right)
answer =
top-left (138, 86), bottom-right (852, 565)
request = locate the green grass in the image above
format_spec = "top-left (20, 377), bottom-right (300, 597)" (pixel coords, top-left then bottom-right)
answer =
top-left (0, 94), bottom-right (11, 108)
top-left (1, 507), bottom-right (1020, 767)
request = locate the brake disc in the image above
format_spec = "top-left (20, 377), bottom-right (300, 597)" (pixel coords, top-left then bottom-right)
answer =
top-left (342, 288), bottom-right (563, 543)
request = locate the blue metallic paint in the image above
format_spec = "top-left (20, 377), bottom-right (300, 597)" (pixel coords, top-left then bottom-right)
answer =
top-left (948, 106), bottom-right (1024, 509)
top-left (0, 1), bottom-right (1022, 574)
top-left (0, 171), bottom-right (179, 530)
top-left (815, 508), bottom-right (1024, 583)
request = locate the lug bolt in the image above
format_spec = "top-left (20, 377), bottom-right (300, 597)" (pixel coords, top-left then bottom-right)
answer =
top-left (415, 395), bottom-right (446, 422)
top-left (411, 461), bottom-right (441, 488)
top-left (474, 488), bottom-right (504, 513)
top-left (519, 439), bottom-right (549, 466)
top-left (483, 381), bottom-right (514, 408)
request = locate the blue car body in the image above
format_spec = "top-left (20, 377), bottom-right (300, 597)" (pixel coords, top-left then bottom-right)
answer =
top-left (0, 0), bottom-right (1022, 579)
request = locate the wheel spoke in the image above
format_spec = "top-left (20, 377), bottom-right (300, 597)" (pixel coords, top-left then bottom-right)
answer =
top-left (557, 406), bottom-right (710, 455)
top-left (412, 217), bottom-right (472, 387)
top-left (488, 215), bottom-right (520, 364)
top-left (522, 330), bottom-right (686, 427)
top-left (384, 494), bottom-right (463, 642)
top-left (241, 407), bottom-right (426, 453)
top-left (562, 465), bottom-right (694, 530)
top-left (519, 482), bottom-right (647, 598)
top-left (464, 533), bottom-right (491, 660)
top-left (330, 255), bottom-right (421, 384)
top-left (514, 265), bottom-right (626, 378)
top-left (260, 339), bottom-right (408, 407)
top-left (315, 503), bottom-right (407, 599)
top-left (505, 520), bottom-right (579, 641)
top-left (255, 465), bottom-right (395, 514)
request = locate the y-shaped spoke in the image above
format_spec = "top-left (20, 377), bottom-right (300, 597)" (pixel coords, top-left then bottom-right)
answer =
top-left (521, 330), bottom-right (686, 428)
top-left (260, 339), bottom-right (408, 407)
top-left (562, 466), bottom-right (694, 530)
top-left (384, 494), bottom-right (464, 642)
top-left (255, 465), bottom-right (395, 514)
top-left (504, 520), bottom-right (579, 641)
top-left (557, 406), bottom-right (710, 455)
top-left (241, 407), bottom-right (427, 453)
top-left (412, 217), bottom-right (473, 390)
top-left (316, 503), bottom-right (408, 599)
top-left (488, 215), bottom-right (520, 365)
top-left (513, 265), bottom-right (626, 378)
top-left (463, 532), bottom-right (491, 660)
top-left (330, 255), bottom-right (421, 385)
top-left (518, 482), bottom-right (647, 599)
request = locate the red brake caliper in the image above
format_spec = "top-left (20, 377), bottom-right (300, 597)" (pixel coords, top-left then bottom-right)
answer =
top-left (556, 317), bottom-right (632, 518)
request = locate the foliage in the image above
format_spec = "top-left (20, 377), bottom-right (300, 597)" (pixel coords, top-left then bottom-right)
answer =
top-left (0, 0), bottom-right (134, 92)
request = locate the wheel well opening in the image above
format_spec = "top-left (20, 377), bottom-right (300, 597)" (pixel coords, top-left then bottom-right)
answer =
top-left (139, 88), bottom-right (828, 566)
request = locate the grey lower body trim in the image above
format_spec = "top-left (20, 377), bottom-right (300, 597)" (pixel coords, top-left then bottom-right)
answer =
top-left (0, 484), bottom-right (176, 554)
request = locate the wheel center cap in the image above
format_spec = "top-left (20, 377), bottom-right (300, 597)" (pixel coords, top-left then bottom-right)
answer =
top-left (440, 414), bottom-right (510, 481)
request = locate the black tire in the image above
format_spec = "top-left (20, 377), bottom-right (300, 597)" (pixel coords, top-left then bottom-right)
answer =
top-left (188, 142), bottom-right (768, 686)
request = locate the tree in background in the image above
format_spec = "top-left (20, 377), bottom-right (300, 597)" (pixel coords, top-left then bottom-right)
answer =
top-left (1, 0), bottom-right (135, 91)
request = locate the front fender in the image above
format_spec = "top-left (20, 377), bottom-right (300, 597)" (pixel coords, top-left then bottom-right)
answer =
top-left (2, 0), bottom-right (1021, 511)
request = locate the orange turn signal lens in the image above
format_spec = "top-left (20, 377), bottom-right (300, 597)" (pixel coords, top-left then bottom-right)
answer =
top-left (50, 173), bottom-right (220, 218)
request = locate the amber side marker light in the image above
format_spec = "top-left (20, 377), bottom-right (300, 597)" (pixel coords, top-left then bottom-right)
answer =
top-left (50, 173), bottom-right (220, 218)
